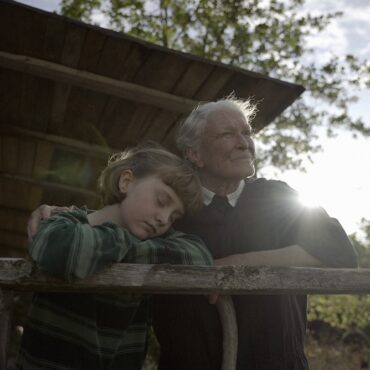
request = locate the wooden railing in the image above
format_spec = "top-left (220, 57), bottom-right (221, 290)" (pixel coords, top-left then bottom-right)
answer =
top-left (1, 258), bottom-right (370, 370)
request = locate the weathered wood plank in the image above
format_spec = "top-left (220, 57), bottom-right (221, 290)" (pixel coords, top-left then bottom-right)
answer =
top-left (17, 75), bottom-right (39, 130)
top-left (48, 22), bottom-right (87, 135)
top-left (133, 50), bottom-right (189, 91)
top-left (122, 51), bottom-right (191, 142)
top-left (17, 138), bottom-right (36, 177)
top-left (62, 87), bottom-right (109, 143)
top-left (72, 29), bottom-right (110, 143)
top-left (0, 230), bottom-right (28, 251)
top-left (0, 259), bottom-right (33, 281)
top-left (119, 105), bottom-right (160, 144)
top-left (21, 9), bottom-right (48, 60)
top-left (193, 66), bottom-right (234, 101)
top-left (32, 140), bottom-right (54, 180)
top-left (0, 70), bottom-right (22, 126)
top-left (78, 29), bottom-right (106, 72)
top-left (30, 78), bottom-right (54, 132)
top-left (0, 124), bottom-right (115, 159)
top-left (0, 177), bottom-right (41, 211)
top-left (63, 31), bottom-right (116, 144)
top-left (0, 51), bottom-right (198, 114)
top-left (0, 4), bottom-right (16, 53)
top-left (1, 136), bottom-right (18, 174)
top-left (0, 207), bottom-right (30, 235)
top-left (0, 245), bottom-right (27, 258)
top-left (144, 60), bottom-right (216, 144)
top-left (100, 99), bottom-right (140, 148)
top-left (0, 173), bottom-right (99, 201)
top-left (0, 259), bottom-right (369, 295)
top-left (143, 110), bottom-right (179, 144)
top-left (96, 36), bottom-right (132, 78)
top-left (43, 16), bottom-right (66, 63)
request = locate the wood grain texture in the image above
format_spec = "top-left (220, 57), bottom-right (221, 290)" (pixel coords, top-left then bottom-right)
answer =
top-left (0, 51), bottom-right (198, 114)
top-left (0, 260), bottom-right (369, 295)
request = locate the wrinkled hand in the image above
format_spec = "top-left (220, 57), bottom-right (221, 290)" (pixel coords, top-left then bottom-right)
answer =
top-left (27, 204), bottom-right (70, 242)
top-left (208, 293), bottom-right (219, 304)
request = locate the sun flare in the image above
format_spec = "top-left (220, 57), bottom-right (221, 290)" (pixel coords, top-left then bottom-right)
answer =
top-left (298, 191), bottom-right (320, 208)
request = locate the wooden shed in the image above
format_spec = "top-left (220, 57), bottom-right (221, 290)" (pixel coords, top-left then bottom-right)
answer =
top-left (0, 0), bottom-right (304, 257)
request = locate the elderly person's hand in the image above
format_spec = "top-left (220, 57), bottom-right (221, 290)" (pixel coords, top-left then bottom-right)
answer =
top-left (27, 204), bottom-right (71, 242)
top-left (208, 293), bottom-right (219, 304)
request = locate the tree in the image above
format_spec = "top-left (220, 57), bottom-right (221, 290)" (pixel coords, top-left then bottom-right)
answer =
top-left (349, 218), bottom-right (370, 268)
top-left (59, 0), bottom-right (370, 169)
top-left (308, 219), bottom-right (370, 331)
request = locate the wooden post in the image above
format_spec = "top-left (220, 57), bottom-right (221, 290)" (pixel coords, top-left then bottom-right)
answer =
top-left (0, 289), bottom-right (14, 370)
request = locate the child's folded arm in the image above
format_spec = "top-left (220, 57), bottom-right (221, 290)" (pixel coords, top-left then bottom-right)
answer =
top-left (29, 211), bottom-right (139, 281)
top-left (124, 229), bottom-right (214, 266)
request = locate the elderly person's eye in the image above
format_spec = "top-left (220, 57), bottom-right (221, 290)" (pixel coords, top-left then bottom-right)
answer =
top-left (242, 130), bottom-right (252, 137)
top-left (222, 132), bottom-right (233, 138)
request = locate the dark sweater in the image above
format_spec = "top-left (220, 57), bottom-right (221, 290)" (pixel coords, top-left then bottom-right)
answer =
top-left (152, 178), bottom-right (357, 370)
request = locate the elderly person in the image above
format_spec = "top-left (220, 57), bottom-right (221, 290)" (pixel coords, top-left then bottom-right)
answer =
top-left (151, 97), bottom-right (358, 370)
top-left (28, 97), bottom-right (357, 370)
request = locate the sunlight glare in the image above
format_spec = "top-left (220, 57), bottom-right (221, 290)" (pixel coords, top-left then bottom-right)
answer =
top-left (298, 190), bottom-right (321, 209)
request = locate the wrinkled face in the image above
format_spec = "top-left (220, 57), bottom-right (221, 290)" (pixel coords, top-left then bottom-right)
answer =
top-left (189, 107), bottom-right (255, 183)
top-left (119, 175), bottom-right (185, 240)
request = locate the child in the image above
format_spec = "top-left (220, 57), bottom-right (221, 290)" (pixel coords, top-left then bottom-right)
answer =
top-left (17, 143), bottom-right (213, 370)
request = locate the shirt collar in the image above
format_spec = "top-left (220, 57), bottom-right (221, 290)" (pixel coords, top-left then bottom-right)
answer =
top-left (202, 180), bottom-right (245, 207)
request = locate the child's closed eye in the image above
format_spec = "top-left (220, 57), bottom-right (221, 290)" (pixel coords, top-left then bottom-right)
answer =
top-left (157, 196), bottom-right (167, 207)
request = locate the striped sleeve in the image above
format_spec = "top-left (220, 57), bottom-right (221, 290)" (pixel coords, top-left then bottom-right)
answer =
top-left (29, 210), bottom-right (138, 281)
top-left (124, 229), bottom-right (213, 266)
top-left (29, 210), bottom-right (212, 282)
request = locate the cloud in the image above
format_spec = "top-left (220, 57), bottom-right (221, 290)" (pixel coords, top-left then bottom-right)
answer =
top-left (91, 9), bottom-right (110, 28)
top-left (342, 0), bottom-right (370, 8)
top-left (303, 0), bottom-right (370, 58)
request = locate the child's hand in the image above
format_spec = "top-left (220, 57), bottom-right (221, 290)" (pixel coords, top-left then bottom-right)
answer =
top-left (27, 205), bottom-right (70, 242)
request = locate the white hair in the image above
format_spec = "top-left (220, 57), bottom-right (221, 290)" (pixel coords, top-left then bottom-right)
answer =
top-left (176, 96), bottom-right (257, 155)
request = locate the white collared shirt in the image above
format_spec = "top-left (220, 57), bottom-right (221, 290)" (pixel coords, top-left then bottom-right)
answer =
top-left (202, 180), bottom-right (245, 207)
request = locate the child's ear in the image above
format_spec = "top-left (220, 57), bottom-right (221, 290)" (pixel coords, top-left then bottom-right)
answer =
top-left (118, 170), bottom-right (134, 194)
top-left (185, 147), bottom-right (204, 168)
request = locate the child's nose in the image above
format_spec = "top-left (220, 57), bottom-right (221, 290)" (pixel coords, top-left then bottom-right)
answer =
top-left (156, 210), bottom-right (171, 225)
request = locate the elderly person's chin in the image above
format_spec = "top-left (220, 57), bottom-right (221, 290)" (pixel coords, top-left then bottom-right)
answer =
top-left (238, 168), bottom-right (255, 181)
top-left (224, 163), bottom-right (255, 182)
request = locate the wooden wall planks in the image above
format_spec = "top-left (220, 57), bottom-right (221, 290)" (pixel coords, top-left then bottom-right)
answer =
top-left (49, 22), bottom-right (87, 137)
top-left (74, 29), bottom-right (109, 144)
top-left (0, 0), bottom-right (304, 258)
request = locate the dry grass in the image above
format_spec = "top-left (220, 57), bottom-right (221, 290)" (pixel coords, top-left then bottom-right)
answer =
top-left (306, 333), bottom-right (370, 370)
top-left (144, 332), bottom-right (370, 370)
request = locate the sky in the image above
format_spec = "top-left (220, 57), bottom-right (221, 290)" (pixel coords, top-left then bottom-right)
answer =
top-left (15, 0), bottom-right (370, 236)
top-left (273, 0), bottom-right (370, 237)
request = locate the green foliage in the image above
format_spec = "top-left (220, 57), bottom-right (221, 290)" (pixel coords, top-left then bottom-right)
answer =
top-left (350, 218), bottom-right (370, 268)
top-left (59, 0), bottom-right (370, 169)
top-left (308, 219), bottom-right (370, 331)
top-left (61, 0), bottom-right (102, 22)
top-left (308, 295), bottom-right (370, 330)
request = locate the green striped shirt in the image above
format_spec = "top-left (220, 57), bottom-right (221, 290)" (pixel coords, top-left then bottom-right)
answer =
top-left (18, 208), bottom-right (212, 370)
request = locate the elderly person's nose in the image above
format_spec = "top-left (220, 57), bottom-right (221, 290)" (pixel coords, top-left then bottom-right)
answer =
top-left (235, 132), bottom-right (249, 148)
